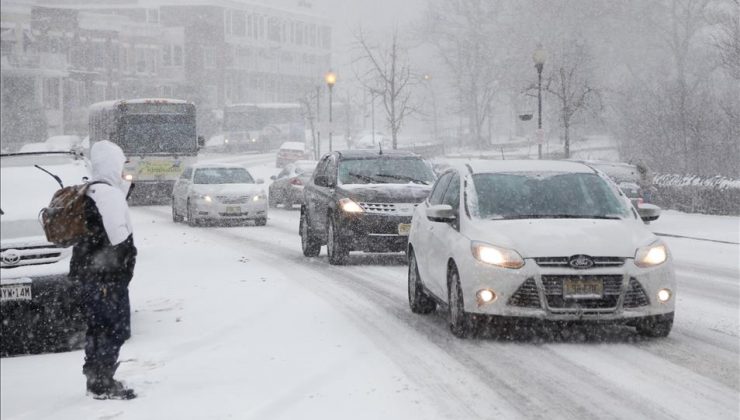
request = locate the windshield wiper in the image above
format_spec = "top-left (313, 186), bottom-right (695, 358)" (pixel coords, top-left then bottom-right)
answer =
top-left (495, 214), bottom-right (622, 220)
top-left (347, 172), bottom-right (382, 183)
top-left (373, 173), bottom-right (430, 185)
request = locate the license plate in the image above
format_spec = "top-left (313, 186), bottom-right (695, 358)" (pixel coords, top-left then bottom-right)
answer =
top-left (1, 283), bottom-right (32, 302)
top-left (563, 279), bottom-right (603, 299)
top-left (398, 223), bottom-right (411, 236)
top-left (225, 206), bottom-right (241, 214)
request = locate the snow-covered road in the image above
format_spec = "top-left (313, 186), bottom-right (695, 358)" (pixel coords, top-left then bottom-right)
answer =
top-left (2, 154), bottom-right (738, 420)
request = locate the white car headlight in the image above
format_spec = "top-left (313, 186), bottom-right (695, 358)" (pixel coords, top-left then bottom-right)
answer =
top-left (634, 241), bottom-right (668, 267)
top-left (471, 241), bottom-right (525, 269)
top-left (339, 198), bottom-right (363, 213)
top-left (253, 193), bottom-right (266, 201)
top-left (194, 194), bottom-right (212, 203)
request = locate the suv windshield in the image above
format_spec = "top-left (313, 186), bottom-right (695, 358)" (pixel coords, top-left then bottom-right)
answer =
top-left (471, 172), bottom-right (630, 220)
top-left (338, 158), bottom-right (435, 185)
top-left (193, 168), bottom-right (254, 184)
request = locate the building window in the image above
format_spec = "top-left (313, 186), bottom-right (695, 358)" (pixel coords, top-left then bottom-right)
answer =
top-left (268, 17), bottom-right (281, 42)
top-left (136, 47), bottom-right (147, 73)
top-left (43, 78), bottom-right (60, 110)
top-left (146, 8), bottom-right (159, 24)
top-left (247, 14), bottom-right (253, 38)
top-left (162, 45), bottom-right (172, 66)
top-left (203, 47), bottom-right (216, 69)
top-left (173, 45), bottom-right (183, 66)
top-left (233, 11), bottom-right (246, 37)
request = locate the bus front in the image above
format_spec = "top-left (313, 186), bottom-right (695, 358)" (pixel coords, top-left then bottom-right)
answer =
top-left (119, 100), bottom-right (198, 201)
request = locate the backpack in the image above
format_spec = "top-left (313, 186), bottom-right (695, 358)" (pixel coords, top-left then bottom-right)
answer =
top-left (39, 181), bottom-right (108, 247)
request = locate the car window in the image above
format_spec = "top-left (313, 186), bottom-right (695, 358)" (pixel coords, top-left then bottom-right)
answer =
top-left (193, 168), bottom-right (254, 184)
top-left (429, 172), bottom-right (453, 205)
top-left (337, 157), bottom-right (435, 185)
top-left (442, 173), bottom-right (460, 210)
top-left (313, 156), bottom-right (330, 181)
top-left (326, 155), bottom-right (338, 185)
top-left (180, 167), bottom-right (193, 180)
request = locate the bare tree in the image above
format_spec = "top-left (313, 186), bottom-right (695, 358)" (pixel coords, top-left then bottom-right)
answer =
top-left (713, 0), bottom-right (740, 80)
top-left (353, 27), bottom-right (414, 149)
top-left (423, 0), bottom-right (501, 150)
top-left (297, 90), bottom-right (318, 159)
top-left (542, 41), bottom-right (602, 158)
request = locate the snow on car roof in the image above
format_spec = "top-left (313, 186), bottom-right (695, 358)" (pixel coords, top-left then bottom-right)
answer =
top-left (190, 162), bottom-right (247, 170)
top-left (89, 98), bottom-right (190, 111)
top-left (464, 160), bottom-right (596, 174)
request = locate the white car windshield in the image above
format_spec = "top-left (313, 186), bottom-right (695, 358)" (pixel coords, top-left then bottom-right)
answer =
top-left (471, 172), bottom-right (631, 220)
top-left (193, 168), bottom-right (254, 184)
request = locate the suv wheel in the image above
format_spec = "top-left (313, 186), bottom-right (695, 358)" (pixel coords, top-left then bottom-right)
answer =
top-left (172, 198), bottom-right (184, 223)
top-left (636, 313), bottom-right (674, 338)
top-left (408, 250), bottom-right (436, 314)
top-left (300, 211), bottom-right (321, 257)
top-left (327, 216), bottom-right (348, 265)
top-left (187, 199), bottom-right (198, 227)
top-left (448, 266), bottom-right (473, 338)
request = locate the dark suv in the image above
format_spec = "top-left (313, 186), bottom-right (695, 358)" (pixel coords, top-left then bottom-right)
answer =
top-left (300, 150), bottom-right (436, 264)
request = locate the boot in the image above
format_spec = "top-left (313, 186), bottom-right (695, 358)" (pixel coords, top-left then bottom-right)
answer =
top-left (86, 362), bottom-right (136, 400)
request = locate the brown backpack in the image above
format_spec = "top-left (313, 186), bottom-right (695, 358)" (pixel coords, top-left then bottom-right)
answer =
top-left (39, 181), bottom-right (108, 247)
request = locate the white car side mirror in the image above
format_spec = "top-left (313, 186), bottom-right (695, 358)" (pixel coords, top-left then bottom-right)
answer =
top-left (426, 204), bottom-right (456, 223)
top-left (637, 203), bottom-right (661, 223)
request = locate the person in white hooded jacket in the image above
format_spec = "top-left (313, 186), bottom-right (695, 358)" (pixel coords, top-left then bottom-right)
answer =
top-left (69, 140), bottom-right (137, 400)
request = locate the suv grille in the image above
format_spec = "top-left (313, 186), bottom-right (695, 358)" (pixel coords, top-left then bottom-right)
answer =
top-left (359, 202), bottom-right (416, 216)
top-left (217, 195), bottom-right (250, 204)
top-left (1, 245), bottom-right (66, 268)
top-left (542, 275), bottom-right (623, 310)
top-left (508, 278), bottom-right (541, 308)
top-left (623, 277), bottom-right (650, 308)
top-left (535, 256), bottom-right (625, 268)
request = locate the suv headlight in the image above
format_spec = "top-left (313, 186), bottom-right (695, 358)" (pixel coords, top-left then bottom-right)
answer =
top-left (339, 198), bottom-right (363, 213)
top-left (634, 241), bottom-right (668, 267)
top-left (253, 192), bottom-right (266, 201)
top-left (195, 194), bottom-right (212, 203)
top-left (471, 241), bottom-right (524, 269)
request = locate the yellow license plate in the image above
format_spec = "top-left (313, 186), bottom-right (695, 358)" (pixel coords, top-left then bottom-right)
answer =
top-left (398, 223), bottom-right (411, 236)
top-left (225, 206), bottom-right (241, 214)
top-left (140, 161), bottom-right (180, 176)
top-left (563, 279), bottom-right (603, 299)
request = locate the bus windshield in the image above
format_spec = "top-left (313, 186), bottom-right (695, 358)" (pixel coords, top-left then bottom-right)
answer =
top-left (121, 114), bottom-right (197, 154)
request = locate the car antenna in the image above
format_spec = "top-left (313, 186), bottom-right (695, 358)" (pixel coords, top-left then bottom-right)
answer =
top-left (34, 165), bottom-right (64, 188)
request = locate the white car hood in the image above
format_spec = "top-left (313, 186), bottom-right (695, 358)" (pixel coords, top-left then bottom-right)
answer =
top-left (191, 183), bottom-right (264, 195)
top-left (465, 218), bottom-right (657, 258)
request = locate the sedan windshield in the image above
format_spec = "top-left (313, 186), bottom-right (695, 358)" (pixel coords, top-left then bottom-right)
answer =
top-left (471, 172), bottom-right (630, 220)
top-left (338, 158), bottom-right (435, 185)
top-left (193, 168), bottom-right (254, 184)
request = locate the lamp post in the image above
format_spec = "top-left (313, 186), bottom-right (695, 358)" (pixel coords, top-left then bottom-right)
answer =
top-left (325, 70), bottom-right (337, 152)
top-left (315, 85), bottom-right (321, 159)
top-left (533, 44), bottom-right (546, 159)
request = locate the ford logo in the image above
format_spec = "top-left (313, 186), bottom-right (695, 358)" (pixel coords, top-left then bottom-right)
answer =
top-left (1, 249), bottom-right (21, 266)
top-left (569, 255), bottom-right (594, 269)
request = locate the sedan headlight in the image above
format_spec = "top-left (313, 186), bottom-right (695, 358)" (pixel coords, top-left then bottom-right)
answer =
top-left (253, 193), bottom-right (266, 201)
top-left (339, 198), bottom-right (363, 213)
top-left (471, 241), bottom-right (524, 269)
top-left (634, 241), bottom-right (668, 267)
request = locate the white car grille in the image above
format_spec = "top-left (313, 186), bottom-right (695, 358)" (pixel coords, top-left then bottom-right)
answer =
top-left (217, 195), bottom-right (250, 204)
top-left (359, 202), bottom-right (417, 216)
top-left (1, 245), bottom-right (67, 268)
top-left (534, 256), bottom-right (625, 268)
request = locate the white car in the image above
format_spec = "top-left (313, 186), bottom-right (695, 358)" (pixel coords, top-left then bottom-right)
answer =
top-left (407, 160), bottom-right (675, 338)
top-left (172, 163), bottom-right (268, 226)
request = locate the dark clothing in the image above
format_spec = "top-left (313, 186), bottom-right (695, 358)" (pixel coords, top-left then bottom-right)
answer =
top-left (70, 196), bottom-right (136, 384)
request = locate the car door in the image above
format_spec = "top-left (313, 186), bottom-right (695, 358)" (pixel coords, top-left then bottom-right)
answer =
top-left (415, 172), bottom-right (453, 298)
top-left (173, 167), bottom-right (193, 213)
top-left (428, 172), bottom-right (461, 296)
top-left (306, 155), bottom-right (331, 230)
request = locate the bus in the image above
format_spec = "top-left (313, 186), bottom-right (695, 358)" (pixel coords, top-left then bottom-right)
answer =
top-left (88, 98), bottom-right (201, 201)
top-left (222, 103), bottom-right (306, 152)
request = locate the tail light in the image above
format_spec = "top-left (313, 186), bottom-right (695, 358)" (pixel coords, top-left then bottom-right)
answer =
top-left (290, 178), bottom-right (303, 186)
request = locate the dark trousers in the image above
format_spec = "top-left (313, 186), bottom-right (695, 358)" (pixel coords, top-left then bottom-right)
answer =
top-left (80, 282), bottom-right (131, 376)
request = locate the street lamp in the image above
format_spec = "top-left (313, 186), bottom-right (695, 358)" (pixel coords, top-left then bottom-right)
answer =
top-left (532, 44), bottom-right (546, 159)
top-left (325, 70), bottom-right (337, 152)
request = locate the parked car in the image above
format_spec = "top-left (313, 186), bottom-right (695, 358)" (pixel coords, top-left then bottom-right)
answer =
top-left (407, 160), bottom-right (674, 338)
top-left (172, 163), bottom-right (267, 226)
top-left (300, 150), bottom-right (436, 264)
top-left (269, 160), bottom-right (318, 208)
top-left (276, 142), bottom-right (308, 168)
top-left (1, 151), bottom-right (92, 354)
top-left (618, 181), bottom-right (644, 207)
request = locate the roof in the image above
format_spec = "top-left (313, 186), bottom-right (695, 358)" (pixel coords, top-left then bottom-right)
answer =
top-left (453, 160), bottom-right (596, 175)
top-left (336, 150), bottom-right (420, 159)
top-left (89, 98), bottom-right (191, 112)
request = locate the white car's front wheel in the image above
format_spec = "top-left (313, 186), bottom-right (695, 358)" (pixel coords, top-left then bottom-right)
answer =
top-left (448, 266), bottom-right (473, 338)
top-left (408, 250), bottom-right (436, 314)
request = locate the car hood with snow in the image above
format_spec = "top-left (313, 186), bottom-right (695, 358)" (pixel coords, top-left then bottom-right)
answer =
top-left (338, 183), bottom-right (432, 204)
top-left (464, 217), bottom-right (657, 258)
top-left (191, 183), bottom-right (265, 197)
